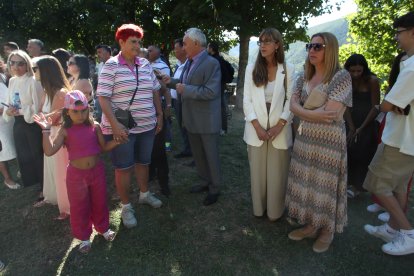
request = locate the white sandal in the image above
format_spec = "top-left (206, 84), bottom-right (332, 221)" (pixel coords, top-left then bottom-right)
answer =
top-left (4, 180), bottom-right (21, 190)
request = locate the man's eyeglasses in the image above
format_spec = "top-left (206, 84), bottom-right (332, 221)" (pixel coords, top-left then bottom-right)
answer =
top-left (305, 43), bottom-right (326, 52)
top-left (9, 60), bottom-right (27, 67)
top-left (257, 40), bottom-right (277, 46)
top-left (67, 61), bottom-right (76, 66)
top-left (32, 66), bottom-right (38, 73)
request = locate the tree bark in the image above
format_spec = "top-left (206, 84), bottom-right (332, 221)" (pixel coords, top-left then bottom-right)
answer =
top-left (236, 31), bottom-right (250, 110)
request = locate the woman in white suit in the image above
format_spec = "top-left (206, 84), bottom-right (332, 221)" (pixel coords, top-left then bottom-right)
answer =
top-left (243, 28), bottom-right (295, 221)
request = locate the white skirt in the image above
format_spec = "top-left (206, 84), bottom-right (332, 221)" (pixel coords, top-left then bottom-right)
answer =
top-left (0, 118), bottom-right (17, 162)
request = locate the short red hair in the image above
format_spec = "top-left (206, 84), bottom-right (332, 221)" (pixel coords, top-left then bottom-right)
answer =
top-left (115, 24), bottom-right (144, 42)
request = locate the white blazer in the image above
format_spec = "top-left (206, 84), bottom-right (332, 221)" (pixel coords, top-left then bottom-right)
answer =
top-left (243, 62), bottom-right (295, 149)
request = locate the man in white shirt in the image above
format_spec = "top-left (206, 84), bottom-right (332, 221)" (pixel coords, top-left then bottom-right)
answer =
top-left (95, 44), bottom-right (112, 75)
top-left (171, 38), bottom-right (192, 158)
top-left (363, 11), bottom-right (414, 256)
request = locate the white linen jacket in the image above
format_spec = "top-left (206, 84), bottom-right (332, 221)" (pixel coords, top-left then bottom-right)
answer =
top-left (243, 62), bottom-right (295, 149)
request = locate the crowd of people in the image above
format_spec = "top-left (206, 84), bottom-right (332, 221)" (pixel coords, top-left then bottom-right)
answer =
top-left (0, 11), bottom-right (413, 261)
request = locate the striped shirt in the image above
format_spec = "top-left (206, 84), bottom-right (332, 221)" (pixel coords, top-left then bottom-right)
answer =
top-left (97, 53), bottom-right (161, 134)
top-left (151, 58), bottom-right (171, 76)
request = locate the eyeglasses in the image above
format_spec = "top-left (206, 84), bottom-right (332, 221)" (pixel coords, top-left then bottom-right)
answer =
top-left (32, 66), bottom-right (38, 73)
top-left (67, 61), bottom-right (76, 66)
top-left (305, 43), bottom-right (326, 52)
top-left (9, 60), bottom-right (27, 67)
top-left (257, 40), bottom-right (277, 46)
top-left (395, 28), bottom-right (411, 35)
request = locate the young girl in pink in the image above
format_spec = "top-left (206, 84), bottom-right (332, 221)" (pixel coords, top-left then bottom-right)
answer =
top-left (33, 90), bottom-right (118, 253)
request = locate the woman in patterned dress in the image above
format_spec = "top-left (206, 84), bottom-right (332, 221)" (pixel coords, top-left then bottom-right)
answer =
top-left (285, 32), bottom-right (352, 253)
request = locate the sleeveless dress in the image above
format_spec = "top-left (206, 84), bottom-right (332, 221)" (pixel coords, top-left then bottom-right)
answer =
top-left (0, 83), bottom-right (16, 162)
top-left (347, 89), bottom-right (378, 190)
top-left (42, 97), bottom-right (70, 214)
top-left (285, 69), bottom-right (352, 233)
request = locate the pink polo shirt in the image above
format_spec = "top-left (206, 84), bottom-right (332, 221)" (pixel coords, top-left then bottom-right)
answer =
top-left (97, 53), bottom-right (161, 134)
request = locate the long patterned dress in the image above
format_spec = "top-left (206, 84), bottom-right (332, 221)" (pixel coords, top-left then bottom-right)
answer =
top-left (285, 69), bottom-right (352, 233)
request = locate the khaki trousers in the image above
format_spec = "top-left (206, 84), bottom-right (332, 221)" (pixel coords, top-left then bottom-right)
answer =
top-left (247, 143), bottom-right (290, 220)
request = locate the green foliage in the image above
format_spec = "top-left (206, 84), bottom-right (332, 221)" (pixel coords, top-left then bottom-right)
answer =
top-left (339, 0), bottom-right (414, 91)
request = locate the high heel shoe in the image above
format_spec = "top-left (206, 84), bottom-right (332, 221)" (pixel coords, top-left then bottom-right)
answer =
top-left (313, 233), bottom-right (334, 253)
top-left (288, 227), bottom-right (318, 241)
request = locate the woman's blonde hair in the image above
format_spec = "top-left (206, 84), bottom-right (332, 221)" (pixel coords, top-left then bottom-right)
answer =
top-left (252, 28), bottom-right (285, 87)
top-left (304, 32), bottom-right (340, 83)
top-left (7, 50), bottom-right (34, 77)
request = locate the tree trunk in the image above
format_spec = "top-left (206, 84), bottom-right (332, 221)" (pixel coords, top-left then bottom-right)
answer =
top-left (236, 31), bottom-right (250, 110)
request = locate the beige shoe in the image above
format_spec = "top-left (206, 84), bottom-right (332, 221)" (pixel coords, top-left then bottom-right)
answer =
top-left (288, 227), bottom-right (318, 241)
top-left (313, 235), bottom-right (334, 253)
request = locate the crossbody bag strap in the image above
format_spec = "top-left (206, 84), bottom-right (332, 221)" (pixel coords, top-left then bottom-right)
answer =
top-left (127, 64), bottom-right (139, 110)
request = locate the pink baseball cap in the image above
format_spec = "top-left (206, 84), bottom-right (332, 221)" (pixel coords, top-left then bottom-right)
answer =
top-left (64, 90), bottom-right (88, 110)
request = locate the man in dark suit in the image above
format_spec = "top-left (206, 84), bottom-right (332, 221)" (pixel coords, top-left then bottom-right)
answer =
top-left (163, 28), bottom-right (222, 205)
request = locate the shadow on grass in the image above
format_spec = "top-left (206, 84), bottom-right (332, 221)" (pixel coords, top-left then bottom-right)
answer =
top-left (0, 110), bottom-right (413, 275)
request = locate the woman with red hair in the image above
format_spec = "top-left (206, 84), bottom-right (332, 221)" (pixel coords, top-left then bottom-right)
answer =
top-left (97, 24), bottom-right (164, 228)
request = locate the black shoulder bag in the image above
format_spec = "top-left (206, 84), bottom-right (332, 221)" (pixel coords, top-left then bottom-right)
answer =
top-left (115, 64), bottom-right (139, 129)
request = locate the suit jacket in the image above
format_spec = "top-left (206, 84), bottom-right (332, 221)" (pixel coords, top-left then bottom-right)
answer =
top-left (243, 62), bottom-right (295, 149)
top-left (168, 51), bottom-right (221, 134)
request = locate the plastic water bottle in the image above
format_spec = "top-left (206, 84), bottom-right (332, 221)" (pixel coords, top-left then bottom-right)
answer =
top-left (13, 92), bottom-right (21, 109)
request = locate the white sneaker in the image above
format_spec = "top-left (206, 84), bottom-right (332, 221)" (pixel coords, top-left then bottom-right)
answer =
top-left (382, 232), bottom-right (414, 256)
top-left (121, 205), bottom-right (137, 228)
top-left (378, 212), bottom-right (390, 223)
top-left (367, 203), bottom-right (384, 213)
top-left (364, 224), bottom-right (397, 243)
top-left (139, 193), bottom-right (162, 208)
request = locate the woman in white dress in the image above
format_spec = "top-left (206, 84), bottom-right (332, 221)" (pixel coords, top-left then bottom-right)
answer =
top-left (0, 79), bottom-right (19, 189)
top-left (33, 55), bottom-right (70, 219)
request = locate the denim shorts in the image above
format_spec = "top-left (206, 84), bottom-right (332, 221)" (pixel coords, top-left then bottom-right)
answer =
top-left (104, 128), bottom-right (155, 169)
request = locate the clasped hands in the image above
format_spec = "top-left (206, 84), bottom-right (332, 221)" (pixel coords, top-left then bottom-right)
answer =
top-left (256, 124), bottom-right (284, 141)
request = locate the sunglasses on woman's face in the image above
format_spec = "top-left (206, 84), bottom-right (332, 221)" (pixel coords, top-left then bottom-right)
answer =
top-left (9, 60), bottom-right (27, 67)
top-left (32, 66), bottom-right (38, 73)
top-left (305, 43), bottom-right (326, 52)
top-left (67, 60), bottom-right (76, 66)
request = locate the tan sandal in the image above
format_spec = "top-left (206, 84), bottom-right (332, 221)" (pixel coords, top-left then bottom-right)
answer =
top-left (288, 227), bottom-right (318, 241)
top-left (313, 234), bottom-right (334, 253)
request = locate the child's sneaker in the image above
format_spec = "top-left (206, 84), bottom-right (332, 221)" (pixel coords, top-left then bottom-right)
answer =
top-left (102, 229), bottom-right (116, 241)
top-left (139, 193), bottom-right (162, 208)
top-left (382, 232), bottom-right (414, 256)
top-left (367, 203), bottom-right (384, 213)
top-left (364, 223), bottom-right (397, 242)
top-left (121, 205), bottom-right (137, 228)
top-left (78, 240), bottom-right (91, 254)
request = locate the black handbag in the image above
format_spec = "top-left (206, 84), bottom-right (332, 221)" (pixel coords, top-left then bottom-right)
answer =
top-left (115, 64), bottom-right (139, 129)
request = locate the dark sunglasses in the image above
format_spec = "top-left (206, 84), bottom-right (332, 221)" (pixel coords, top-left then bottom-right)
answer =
top-left (9, 60), bottom-right (27, 67)
top-left (305, 43), bottom-right (326, 52)
top-left (32, 66), bottom-right (38, 73)
top-left (67, 61), bottom-right (76, 66)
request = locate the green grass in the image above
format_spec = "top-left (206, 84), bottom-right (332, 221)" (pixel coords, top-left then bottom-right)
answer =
top-left (0, 110), bottom-right (413, 275)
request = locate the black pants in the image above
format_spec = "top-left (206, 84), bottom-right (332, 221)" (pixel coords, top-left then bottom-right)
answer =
top-left (14, 116), bottom-right (44, 189)
top-left (220, 92), bottom-right (227, 132)
top-left (149, 118), bottom-right (170, 193)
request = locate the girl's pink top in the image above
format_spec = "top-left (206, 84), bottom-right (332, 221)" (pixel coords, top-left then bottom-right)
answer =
top-left (65, 124), bottom-right (101, 161)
